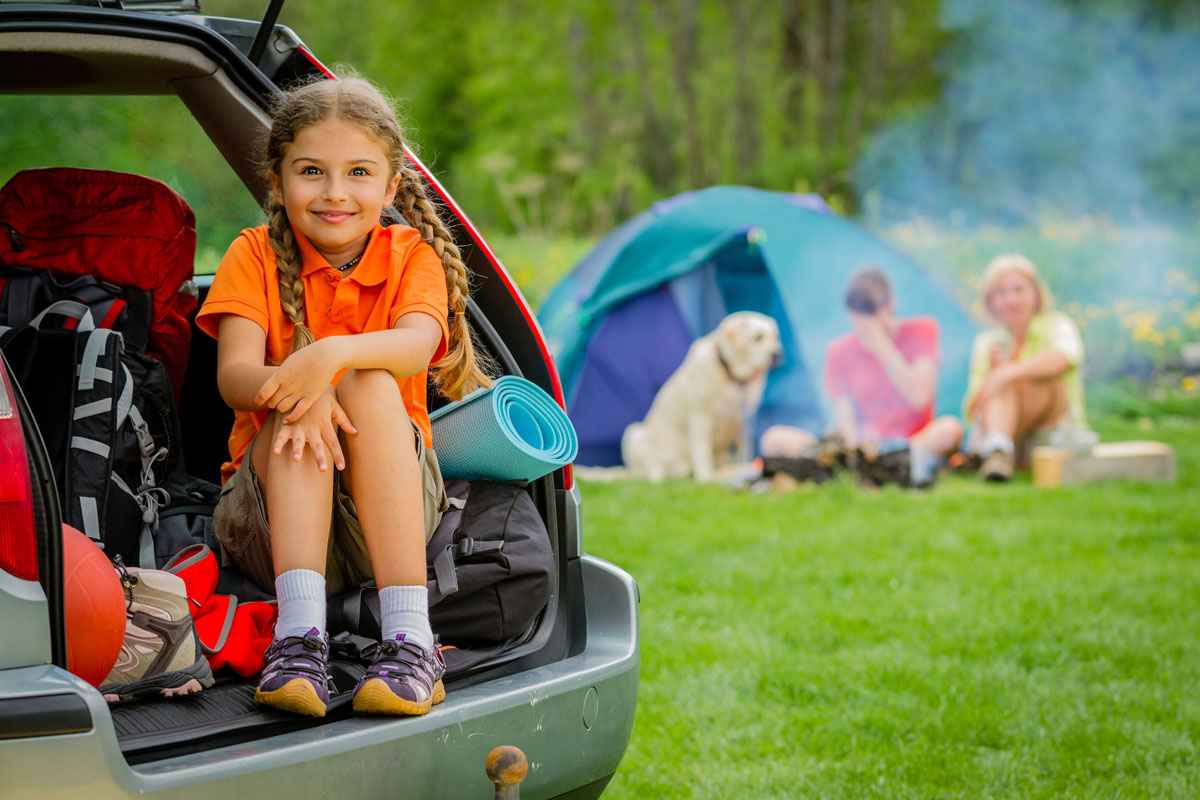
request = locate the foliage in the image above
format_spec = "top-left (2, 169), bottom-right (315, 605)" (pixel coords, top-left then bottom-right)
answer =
top-left (857, 0), bottom-right (1200, 226)
top-left (485, 234), bottom-right (594, 309)
top-left (880, 217), bottom-right (1200, 379)
top-left (582, 412), bottom-right (1200, 798)
top-left (205, 0), bottom-right (946, 237)
top-left (0, 95), bottom-right (263, 271)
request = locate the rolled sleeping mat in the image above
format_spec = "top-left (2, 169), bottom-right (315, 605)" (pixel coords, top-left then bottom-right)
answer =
top-left (430, 375), bottom-right (578, 482)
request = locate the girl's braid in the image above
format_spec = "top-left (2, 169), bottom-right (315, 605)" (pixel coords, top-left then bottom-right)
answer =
top-left (267, 199), bottom-right (315, 353)
top-left (396, 164), bottom-right (491, 400)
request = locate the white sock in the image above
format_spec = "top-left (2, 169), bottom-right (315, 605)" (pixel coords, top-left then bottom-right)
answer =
top-left (380, 584), bottom-right (433, 650)
top-left (274, 568), bottom-right (326, 639)
top-left (980, 432), bottom-right (1015, 455)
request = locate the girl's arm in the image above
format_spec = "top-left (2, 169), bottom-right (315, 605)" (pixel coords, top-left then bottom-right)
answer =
top-left (255, 312), bottom-right (443, 422)
top-left (217, 313), bottom-right (355, 471)
top-left (216, 315), bottom-right (279, 411)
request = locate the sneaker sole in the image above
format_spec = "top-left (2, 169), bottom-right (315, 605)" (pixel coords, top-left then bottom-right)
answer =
top-left (352, 678), bottom-right (446, 716)
top-left (255, 678), bottom-right (328, 717)
top-left (99, 656), bottom-right (215, 702)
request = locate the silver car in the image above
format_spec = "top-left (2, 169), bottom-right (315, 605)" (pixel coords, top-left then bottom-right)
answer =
top-left (0, 2), bottom-right (639, 797)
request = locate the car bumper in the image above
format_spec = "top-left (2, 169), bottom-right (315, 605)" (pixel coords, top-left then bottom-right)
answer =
top-left (0, 555), bottom-right (639, 800)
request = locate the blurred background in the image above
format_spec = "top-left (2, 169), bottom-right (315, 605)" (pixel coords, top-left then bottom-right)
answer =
top-left (4, 4), bottom-right (1197, 796)
top-left (5, 1), bottom-right (1198, 404)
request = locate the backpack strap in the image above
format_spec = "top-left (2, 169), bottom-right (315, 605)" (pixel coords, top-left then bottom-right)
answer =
top-left (30, 299), bottom-right (96, 332)
top-left (78, 496), bottom-right (102, 546)
top-left (427, 488), bottom-right (470, 602)
top-left (432, 546), bottom-right (459, 597)
top-left (78, 328), bottom-right (116, 391)
top-left (0, 273), bottom-right (35, 326)
top-left (121, 362), bottom-right (170, 568)
top-left (197, 595), bottom-right (238, 655)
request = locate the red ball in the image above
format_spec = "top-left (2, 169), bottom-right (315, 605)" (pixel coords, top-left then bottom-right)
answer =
top-left (61, 525), bottom-right (126, 687)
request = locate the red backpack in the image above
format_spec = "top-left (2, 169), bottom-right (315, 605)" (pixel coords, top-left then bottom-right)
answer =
top-left (0, 167), bottom-right (198, 400)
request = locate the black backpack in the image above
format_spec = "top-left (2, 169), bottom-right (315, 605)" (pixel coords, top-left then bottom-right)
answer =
top-left (328, 479), bottom-right (555, 670)
top-left (0, 300), bottom-right (181, 566)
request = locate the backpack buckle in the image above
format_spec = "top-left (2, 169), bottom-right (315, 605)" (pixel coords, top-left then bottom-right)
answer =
top-left (457, 538), bottom-right (475, 557)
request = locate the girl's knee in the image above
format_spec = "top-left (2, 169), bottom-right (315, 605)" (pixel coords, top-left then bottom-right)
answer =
top-left (336, 368), bottom-right (401, 411)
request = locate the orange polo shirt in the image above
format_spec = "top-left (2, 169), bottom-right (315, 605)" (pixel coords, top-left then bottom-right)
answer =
top-left (196, 222), bottom-right (449, 485)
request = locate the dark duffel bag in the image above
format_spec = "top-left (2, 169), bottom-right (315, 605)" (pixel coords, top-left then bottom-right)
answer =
top-left (328, 478), bottom-right (555, 672)
top-left (424, 478), bottom-right (554, 644)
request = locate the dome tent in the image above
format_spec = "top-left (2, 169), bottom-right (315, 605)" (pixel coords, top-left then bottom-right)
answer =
top-left (539, 186), bottom-right (975, 467)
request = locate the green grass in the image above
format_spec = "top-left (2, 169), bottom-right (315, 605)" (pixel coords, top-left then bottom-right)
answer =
top-left (582, 412), bottom-right (1200, 799)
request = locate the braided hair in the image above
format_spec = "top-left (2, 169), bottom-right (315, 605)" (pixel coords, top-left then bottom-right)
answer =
top-left (263, 76), bottom-right (491, 399)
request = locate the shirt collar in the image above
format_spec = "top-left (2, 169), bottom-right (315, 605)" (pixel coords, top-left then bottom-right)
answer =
top-left (295, 222), bottom-right (391, 286)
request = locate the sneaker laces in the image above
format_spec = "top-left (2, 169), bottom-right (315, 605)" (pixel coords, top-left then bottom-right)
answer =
top-left (371, 638), bottom-right (438, 685)
top-left (264, 631), bottom-right (330, 685)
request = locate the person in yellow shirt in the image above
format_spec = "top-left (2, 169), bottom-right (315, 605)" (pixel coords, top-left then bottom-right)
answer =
top-left (965, 254), bottom-right (1085, 482)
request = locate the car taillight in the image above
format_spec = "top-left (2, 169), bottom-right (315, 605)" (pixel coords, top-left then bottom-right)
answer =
top-left (0, 361), bottom-right (37, 581)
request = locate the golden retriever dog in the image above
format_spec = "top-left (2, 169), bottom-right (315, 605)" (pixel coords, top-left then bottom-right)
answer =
top-left (621, 311), bottom-right (782, 482)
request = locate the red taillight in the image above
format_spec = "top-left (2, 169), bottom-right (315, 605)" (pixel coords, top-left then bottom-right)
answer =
top-left (0, 362), bottom-right (38, 581)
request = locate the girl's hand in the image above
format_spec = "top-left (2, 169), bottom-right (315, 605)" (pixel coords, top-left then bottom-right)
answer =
top-left (271, 386), bottom-right (357, 472)
top-left (255, 338), bottom-right (342, 422)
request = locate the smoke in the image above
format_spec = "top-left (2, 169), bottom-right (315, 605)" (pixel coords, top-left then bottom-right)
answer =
top-left (856, 0), bottom-right (1200, 229)
top-left (852, 0), bottom-right (1200, 376)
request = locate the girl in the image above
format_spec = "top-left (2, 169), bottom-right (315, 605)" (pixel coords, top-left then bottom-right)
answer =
top-left (196, 77), bottom-right (490, 718)
top-left (964, 254), bottom-right (1085, 482)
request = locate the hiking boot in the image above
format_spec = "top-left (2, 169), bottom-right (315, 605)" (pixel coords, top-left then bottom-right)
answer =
top-left (352, 635), bottom-right (446, 716)
top-left (99, 565), bottom-right (215, 702)
top-left (254, 628), bottom-right (331, 717)
top-left (980, 449), bottom-right (1014, 482)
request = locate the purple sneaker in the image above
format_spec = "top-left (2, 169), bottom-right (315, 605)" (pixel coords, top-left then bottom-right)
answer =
top-left (352, 635), bottom-right (446, 716)
top-left (254, 627), bottom-right (331, 717)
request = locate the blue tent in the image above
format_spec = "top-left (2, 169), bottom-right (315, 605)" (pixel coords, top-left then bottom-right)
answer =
top-left (539, 186), bottom-right (976, 466)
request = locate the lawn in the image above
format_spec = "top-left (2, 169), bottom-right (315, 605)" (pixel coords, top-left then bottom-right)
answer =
top-left (581, 411), bottom-right (1199, 799)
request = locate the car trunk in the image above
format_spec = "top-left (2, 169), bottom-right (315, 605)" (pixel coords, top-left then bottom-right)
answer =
top-left (2, 6), bottom-right (580, 766)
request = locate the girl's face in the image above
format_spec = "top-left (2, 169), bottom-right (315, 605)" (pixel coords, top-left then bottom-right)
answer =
top-left (987, 270), bottom-right (1040, 330)
top-left (270, 117), bottom-right (400, 266)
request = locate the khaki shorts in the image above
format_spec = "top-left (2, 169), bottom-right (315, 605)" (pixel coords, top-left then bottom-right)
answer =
top-left (213, 421), bottom-right (448, 597)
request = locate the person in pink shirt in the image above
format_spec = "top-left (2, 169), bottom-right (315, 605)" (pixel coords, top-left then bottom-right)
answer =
top-left (823, 266), bottom-right (963, 484)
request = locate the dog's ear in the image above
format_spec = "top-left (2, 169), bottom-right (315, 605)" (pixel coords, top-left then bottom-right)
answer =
top-left (724, 319), bottom-right (747, 350)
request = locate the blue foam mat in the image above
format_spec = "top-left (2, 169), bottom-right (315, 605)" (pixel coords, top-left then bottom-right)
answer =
top-left (430, 375), bottom-right (578, 482)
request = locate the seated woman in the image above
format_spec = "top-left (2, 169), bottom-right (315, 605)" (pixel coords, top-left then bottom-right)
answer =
top-left (965, 254), bottom-right (1085, 482)
top-left (760, 265), bottom-right (961, 484)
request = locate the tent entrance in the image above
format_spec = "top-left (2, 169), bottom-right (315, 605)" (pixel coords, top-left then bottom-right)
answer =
top-left (567, 236), bottom-right (821, 467)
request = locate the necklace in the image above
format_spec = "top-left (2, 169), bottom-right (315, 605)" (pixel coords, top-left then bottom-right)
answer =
top-left (333, 253), bottom-right (363, 272)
